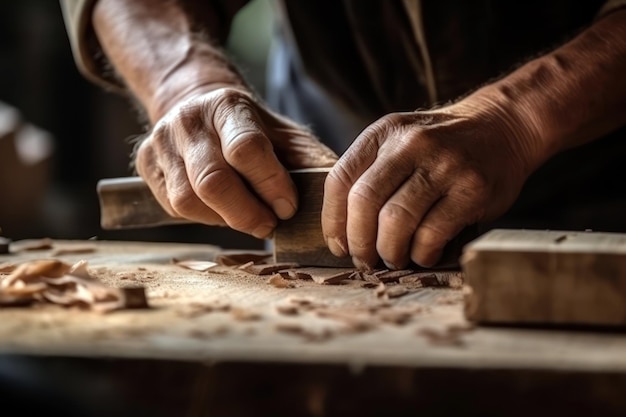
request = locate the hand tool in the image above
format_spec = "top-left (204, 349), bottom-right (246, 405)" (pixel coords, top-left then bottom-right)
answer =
top-left (97, 168), bottom-right (477, 268)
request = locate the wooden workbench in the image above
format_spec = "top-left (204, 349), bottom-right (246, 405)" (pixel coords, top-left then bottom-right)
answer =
top-left (1, 239), bottom-right (625, 417)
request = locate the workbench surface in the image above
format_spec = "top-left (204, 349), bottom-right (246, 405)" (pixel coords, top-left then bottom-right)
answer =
top-left (1, 238), bottom-right (625, 374)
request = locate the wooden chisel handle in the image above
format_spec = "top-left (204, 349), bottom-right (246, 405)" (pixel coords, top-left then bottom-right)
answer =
top-left (97, 177), bottom-right (192, 229)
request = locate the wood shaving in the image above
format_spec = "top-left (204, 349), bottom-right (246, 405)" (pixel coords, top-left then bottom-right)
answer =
top-left (279, 270), bottom-right (312, 280)
top-left (267, 273), bottom-right (295, 288)
top-left (0, 263), bottom-right (17, 274)
top-left (50, 245), bottom-right (96, 256)
top-left (0, 259), bottom-right (148, 312)
top-left (284, 296), bottom-right (327, 311)
top-left (372, 269), bottom-right (415, 283)
top-left (312, 270), bottom-right (353, 285)
top-left (275, 323), bottom-right (334, 342)
top-left (240, 262), bottom-right (299, 275)
top-left (417, 327), bottom-right (465, 347)
top-left (17, 238), bottom-right (54, 252)
top-left (176, 301), bottom-right (229, 318)
top-left (172, 259), bottom-right (219, 272)
top-left (214, 252), bottom-right (271, 266)
top-left (231, 307), bottom-right (262, 321)
top-left (436, 293), bottom-right (464, 305)
top-left (276, 304), bottom-right (299, 316)
top-left (315, 308), bottom-right (376, 333)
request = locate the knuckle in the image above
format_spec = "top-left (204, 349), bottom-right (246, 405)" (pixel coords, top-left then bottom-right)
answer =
top-left (379, 201), bottom-right (416, 226)
top-left (348, 181), bottom-right (379, 207)
top-left (168, 186), bottom-right (197, 217)
top-left (194, 168), bottom-right (231, 201)
top-left (325, 164), bottom-right (353, 194)
top-left (224, 132), bottom-right (268, 165)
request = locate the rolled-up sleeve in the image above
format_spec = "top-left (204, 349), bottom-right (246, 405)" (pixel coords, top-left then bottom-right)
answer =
top-left (59, 0), bottom-right (250, 92)
top-left (59, 0), bottom-right (119, 91)
top-left (597, 0), bottom-right (626, 17)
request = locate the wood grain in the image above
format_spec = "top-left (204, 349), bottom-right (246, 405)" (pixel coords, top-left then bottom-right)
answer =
top-left (1, 239), bottom-right (626, 375)
top-left (273, 168), bottom-right (353, 267)
top-left (461, 228), bottom-right (626, 327)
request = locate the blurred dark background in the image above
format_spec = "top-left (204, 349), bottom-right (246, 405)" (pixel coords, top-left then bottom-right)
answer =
top-left (0, 0), bottom-right (274, 249)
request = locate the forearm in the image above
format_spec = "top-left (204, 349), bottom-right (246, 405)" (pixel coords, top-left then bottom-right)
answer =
top-left (457, 9), bottom-right (626, 173)
top-left (92, 0), bottom-right (247, 124)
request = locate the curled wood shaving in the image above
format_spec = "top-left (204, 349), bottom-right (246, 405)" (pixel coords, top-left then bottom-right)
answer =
top-left (0, 259), bottom-right (148, 312)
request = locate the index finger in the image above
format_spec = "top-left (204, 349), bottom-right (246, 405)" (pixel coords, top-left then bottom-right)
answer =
top-left (214, 92), bottom-right (298, 220)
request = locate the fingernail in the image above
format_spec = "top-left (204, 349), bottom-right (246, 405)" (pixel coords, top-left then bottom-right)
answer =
top-left (383, 260), bottom-right (400, 270)
top-left (352, 256), bottom-right (373, 272)
top-left (272, 198), bottom-right (296, 220)
top-left (327, 238), bottom-right (347, 257)
top-left (252, 224), bottom-right (274, 239)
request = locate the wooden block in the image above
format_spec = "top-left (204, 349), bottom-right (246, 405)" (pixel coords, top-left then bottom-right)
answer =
top-left (461, 228), bottom-right (626, 327)
top-left (273, 168), bottom-right (354, 267)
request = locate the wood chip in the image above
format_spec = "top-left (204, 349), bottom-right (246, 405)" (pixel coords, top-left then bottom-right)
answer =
top-left (215, 252), bottom-right (271, 266)
top-left (50, 245), bottom-right (96, 256)
top-left (279, 270), bottom-right (312, 280)
top-left (0, 263), bottom-right (17, 274)
top-left (373, 269), bottom-right (415, 283)
top-left (386, 285), bottom-right (409, 299)
top-left (18, 238), bottom-right (54, 251)
top-left (275, 323), bottom-right (333, 342)
top-left (276, 304), bottom-right (299, 316)
top-left (240, 262), bottom-right (299, 275)
top-left (267, 273), bottom-right (295, 288)
top-left (176, 302), bottom-right (228, 318)
top-left (312, 270), bottom-right (353, 285)
top-left (231, 307), bottom-right (262, 321)
top-left (417, 327), bottom-right (465, 347)
top-left (315, 308), bottom-right (376, 333)
top-left (284, 296), bottom-right (327, 311)
top-left (172, 259), bottom-right (219, 272)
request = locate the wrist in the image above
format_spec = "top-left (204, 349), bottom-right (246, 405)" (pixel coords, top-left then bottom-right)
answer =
top-left (148, 49), bottom-right (249, 123)
top-left (446, 84), bottom-right (550, 179)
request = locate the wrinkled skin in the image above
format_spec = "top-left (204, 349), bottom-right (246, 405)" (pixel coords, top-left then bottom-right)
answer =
top-left (321, 103), bottom-right (536, 269)
top-left (134, 87), bottom-right (338, 238)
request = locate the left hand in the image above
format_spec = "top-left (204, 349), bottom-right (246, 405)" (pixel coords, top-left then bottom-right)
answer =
top-left (321, 102), bottom-right (541, 269)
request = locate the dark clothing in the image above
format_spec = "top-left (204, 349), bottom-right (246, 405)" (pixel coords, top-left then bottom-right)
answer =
top-left (60, 0), bottom-right (626, 231)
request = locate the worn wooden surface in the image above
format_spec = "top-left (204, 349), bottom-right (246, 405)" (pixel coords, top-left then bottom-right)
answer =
top-left (462, 229), bottom-right (626, 326)
top-left (0, 238), bottom-right (625, 374)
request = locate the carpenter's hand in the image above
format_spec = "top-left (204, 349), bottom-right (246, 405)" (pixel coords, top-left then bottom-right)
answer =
top-left (135, 87), bottom-right (338, 238)
top-left (322, 102), bottom-right (541, 269)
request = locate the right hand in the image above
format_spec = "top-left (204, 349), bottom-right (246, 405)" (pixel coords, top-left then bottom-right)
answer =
top-left (134, 87), bottom-right (338, 238)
